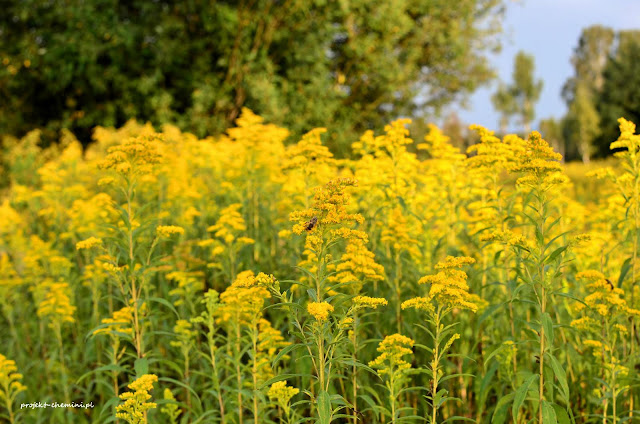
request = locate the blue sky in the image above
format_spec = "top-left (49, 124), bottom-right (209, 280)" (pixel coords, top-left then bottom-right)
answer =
top-left (456, 0), bottom-right (640, 132)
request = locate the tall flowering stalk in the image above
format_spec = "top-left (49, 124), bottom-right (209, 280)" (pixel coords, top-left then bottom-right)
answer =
top-left (268, 381), bottom-right (299, 424)
top-left (92, 305), bottom-right (135, 406)
top-left (36, 281), bottom-right (76, 404)
top-left (97, 133), bottom-right (164, 359)
top-left (402, 256), bottom-right (479, 423)
top-left (191, 289), bottom-right (226, 423)
top-left (590, 118), bottom-right (640, 417)
top-left (217, 271), bottom-right (271, 424)
top-left (570, 271), bottom-right (638, 423)
top-left (369, 334), bottom-right (415, 424)
top-left (288, 178), bottom-right (374, 421)
top-left (510, 131), bottom-right (572, 422)
top-left (0, 354), bottom-right (26, 424)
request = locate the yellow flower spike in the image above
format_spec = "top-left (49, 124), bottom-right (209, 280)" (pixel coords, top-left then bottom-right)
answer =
top-left (290, 177), bottom-right (363, 236)
top-left (115, 374), bottom-right (158, 424)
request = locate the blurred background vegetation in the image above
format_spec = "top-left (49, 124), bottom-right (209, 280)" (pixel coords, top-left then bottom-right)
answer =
top-left (0, 1), bottom-right (638, 161)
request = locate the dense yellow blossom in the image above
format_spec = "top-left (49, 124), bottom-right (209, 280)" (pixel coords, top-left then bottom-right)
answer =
top-left (307, 301), bottom-right (334, 322)
top-left (268, 380), bottom-right (299, 404)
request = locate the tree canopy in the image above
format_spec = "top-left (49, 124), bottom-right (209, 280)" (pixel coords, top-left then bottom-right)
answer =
top-left (0, 0), bottom-right (505, 153)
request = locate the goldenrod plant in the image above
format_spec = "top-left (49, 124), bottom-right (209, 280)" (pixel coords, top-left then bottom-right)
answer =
top-left (2, 109), bottom-right (640, 423)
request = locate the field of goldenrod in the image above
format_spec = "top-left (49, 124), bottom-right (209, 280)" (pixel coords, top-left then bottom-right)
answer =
top-left (2, 109), bottom-right (640, 423)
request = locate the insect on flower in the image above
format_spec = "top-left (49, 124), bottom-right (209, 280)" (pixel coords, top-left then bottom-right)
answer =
top-left (304, 216), bottom-right (318, 232)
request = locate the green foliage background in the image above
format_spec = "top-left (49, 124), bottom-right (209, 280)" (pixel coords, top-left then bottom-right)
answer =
top-left (0, 0), bottom-right (503, 154)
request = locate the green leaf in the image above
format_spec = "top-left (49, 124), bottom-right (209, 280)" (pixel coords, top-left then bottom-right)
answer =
top-left (147, 296), bottom-right (180, 318)
top-left (512, 374), bottom-right (537, 422)
top-left (317, 390), bottom-right (332, 424)
top-left (134, 357), bottom-right (148, 377)
top-left (545, 246), bottom-right (568, 264)
top-left (619, 257), bottom-right (633, 287)
top-left (552, 404), bottom-right (571, 424)
top-left (548, 354), bottom-right (569, 402)
top-left (491, 392), bottom-right (515, 424)
top-left (541, 401), bottom-right (558, 424)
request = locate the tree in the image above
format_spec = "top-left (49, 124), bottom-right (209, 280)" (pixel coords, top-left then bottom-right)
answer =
top-left (562, 25), bottom-right (614, 104)
top-left (0, 0), bottom-right (506, 154)
top-left (491, 82), bottom-right (516, 133)
top-left (596, 30), bottom-right (640, 155)
top-left (561, 25), bottom-right (613, 160)
top-left (510, 51), bottom-right (543, 132)
top-left (491, 51), bottom-right (542, 133)
top-left (564, 82), bottom-right (600, 163)
top-left (539, 117), bottom-right (565, 160)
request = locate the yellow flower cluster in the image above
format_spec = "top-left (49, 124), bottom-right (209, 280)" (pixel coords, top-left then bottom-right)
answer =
top-left (156, 225), bottom-right (185, 238)
top-left (511, 131), bottom-right (567, 188)
top-left (116, 374), bottom-right (158, 424)
top-left (75, 236), bottom-right (103, 250)
top-left (93, 306), bottom-right (134, 336)
top-left (572, 270), bottom-right (627, 316)
top-left (99, 134), bottom-right (163, 176)
top-left (352, 296), bottom-right (388, 310)
top-left (170, 319), bottom-right (196, 349)
top-left (418, 124), bottom-right (466, 162)
top-left (610, 118), bottom-right (640, 158)
top-left (480, 229), bottom-right (531, 249)
top-left (37, 282), bottom-right (76, 325)
top-left (334, 238), bottom-right (385, 292)
top-left (159, 388), bottom-right (181, 423)
top-left (307, 301), bottom-right (334, 322)
top-left (217, 271), bottom-right (270, 325)
top-left (403, 256), bottom-right (478, 313)
top-left (283, 128), bottom-right (334, 171)
top-left (268, 380), bottom-right (299, 410)
top-left (290, 178), bottom-right (364, 235)
top-left (467, 125), bottom-right (524, 173)
top-left (207, 203), bottom-right (251, 244)
top-left (369, 334), bottom-right (414, 377)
